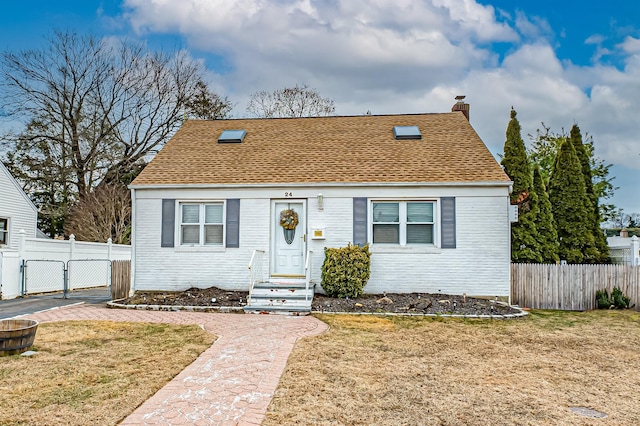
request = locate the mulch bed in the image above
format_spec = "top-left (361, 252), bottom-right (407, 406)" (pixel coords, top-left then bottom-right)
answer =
top-left (119, 286), bottom-right (520, 316)
top-left (121, 287), bottom-right (247, 308)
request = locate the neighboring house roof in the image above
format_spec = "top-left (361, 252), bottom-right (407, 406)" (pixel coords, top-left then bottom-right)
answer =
top-left (0, 162), bottom-right (38, 214)
top-left (131, 112), bottom-right (510, 187)
top-left (607, 236), bottom-right (634, 248)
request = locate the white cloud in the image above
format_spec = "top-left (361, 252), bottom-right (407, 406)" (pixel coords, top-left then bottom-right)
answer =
top-left (585, 34), bottom-right (605, 45)
top-left (121, 0), bottom-right (640, 184)
top-left (514, 11), bottom-right (552, 40)
top-left (123, 0), bottom-right (508, 95)
top-left (432, 0), bottom-right (517, 42)
top-left (619, 36), bottom-right (640, 54)
top-left (584, 34), bottom-right (613, 63)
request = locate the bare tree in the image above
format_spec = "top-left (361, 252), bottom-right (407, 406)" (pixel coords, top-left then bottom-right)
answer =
top-left (246, 84), bottom-right (335, 118)
top-left (0, 31), bottom-right (207, 197)
top-left (608, 209), bottom-right (640, 229)
top-left (0, 31), bottom-right (212, 236)
top-left (65, 182), bottom-right (131, 244)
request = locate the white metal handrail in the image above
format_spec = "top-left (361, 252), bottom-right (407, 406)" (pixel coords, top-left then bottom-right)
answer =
top-left (247, 249), bottom-right (266, 306)
top-left (305, 250), bottom-right (313, 302)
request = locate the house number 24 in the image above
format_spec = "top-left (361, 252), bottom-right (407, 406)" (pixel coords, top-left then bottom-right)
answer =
top-left (284, 192), bottom-right (293, 197)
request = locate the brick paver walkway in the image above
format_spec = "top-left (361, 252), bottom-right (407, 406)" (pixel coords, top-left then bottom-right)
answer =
top-left (25, 305), bottom-right (328, 425)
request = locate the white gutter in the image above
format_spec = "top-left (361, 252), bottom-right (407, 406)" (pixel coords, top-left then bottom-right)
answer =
top-left (129, 181), bottom-right (513, 190)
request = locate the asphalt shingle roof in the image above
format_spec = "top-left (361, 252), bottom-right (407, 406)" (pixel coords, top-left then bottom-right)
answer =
top-left (131, 112), bottom-right (510, 186)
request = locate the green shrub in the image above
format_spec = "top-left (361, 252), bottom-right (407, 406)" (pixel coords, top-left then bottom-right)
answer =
top-left (595, 287), bottom-right (632, 310)
top-left (321, 244), bottom-right (371, 298)
top-left (595, 289), bottom-right (611, 309)
top-left (611, 287), bottom-right (631, 309)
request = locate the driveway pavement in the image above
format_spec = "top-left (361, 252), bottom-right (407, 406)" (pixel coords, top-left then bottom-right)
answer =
top-left (0, 288), bottom-right (110, 320)
top-left (23, 304), bottom-right (328, 425)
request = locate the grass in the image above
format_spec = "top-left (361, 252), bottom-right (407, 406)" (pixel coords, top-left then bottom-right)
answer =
top-left (265, 310), bottom-right (640, 425)
top-left (0, 320), bottom-right (214, 426)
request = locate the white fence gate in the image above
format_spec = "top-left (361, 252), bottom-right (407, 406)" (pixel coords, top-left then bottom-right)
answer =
top-left (24, 260), bottom-right (65, 294)
top-left (23, 259), bottom-right (112, 298)
top-left (1, 232), bottom-right (130, 300)
top-left (68, 259), bottom-right (111, 291)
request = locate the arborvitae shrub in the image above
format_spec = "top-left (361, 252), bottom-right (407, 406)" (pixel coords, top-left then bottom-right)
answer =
top-left (549, 139), bottom-right (596, 263)
top-left (321, 244), bottom-right (371, 298)
top-left (501, 108), bottom-right (541, 262)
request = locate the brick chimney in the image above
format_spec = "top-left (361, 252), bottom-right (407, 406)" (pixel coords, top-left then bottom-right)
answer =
top-left (452, 95), bottom-right (470, 121)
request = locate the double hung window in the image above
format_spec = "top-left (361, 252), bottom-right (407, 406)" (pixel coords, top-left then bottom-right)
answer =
top-left (0, 218), bottom-right (7, 245)
top-left (180, 203), bottom-right (224, 246)
top-left (372, 201), bottom-right (434, 245)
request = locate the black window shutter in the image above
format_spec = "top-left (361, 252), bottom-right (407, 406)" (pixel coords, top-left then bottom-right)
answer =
top-left (226, 199), bottom-right (240, 248)
top-left (353, 197), bottom-right (368, 245)
top-left (440, 197), bottom-right (456, 249)
top-left (161, 199), bottom-right (175, 247)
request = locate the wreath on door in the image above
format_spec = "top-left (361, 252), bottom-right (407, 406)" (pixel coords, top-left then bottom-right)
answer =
top-left (279, 209), bottom-right (299, 230)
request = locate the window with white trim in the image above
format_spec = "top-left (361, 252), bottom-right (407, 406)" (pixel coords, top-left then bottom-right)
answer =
top-left (372, 201), bottom-right (435, 245)
top-left (179, 203), bottom-right (224, 246)
top-left (0, 217), bottom-right (7, 245)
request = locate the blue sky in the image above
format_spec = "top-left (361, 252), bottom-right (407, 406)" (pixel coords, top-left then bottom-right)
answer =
top-left (479, 0), bottom-right (639, 67)
top-left (1, 0), bottom-right (638, 214)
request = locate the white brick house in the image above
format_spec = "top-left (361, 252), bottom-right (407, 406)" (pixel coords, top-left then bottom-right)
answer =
top-left (130, 108), bottom-right (512, 297)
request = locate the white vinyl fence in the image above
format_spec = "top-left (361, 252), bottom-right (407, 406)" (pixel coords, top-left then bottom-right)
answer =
top-left (0, 230), bottom-right (130, 299)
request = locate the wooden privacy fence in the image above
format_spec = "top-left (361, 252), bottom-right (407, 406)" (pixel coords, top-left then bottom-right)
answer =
top-left (111, 260), bottom-right (131, 300)
top-left (511, 263), bottom-right (640, 311)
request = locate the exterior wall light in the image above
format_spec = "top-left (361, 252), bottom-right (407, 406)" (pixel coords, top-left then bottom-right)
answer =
top-left (317, 193), bottom-right (324, 210)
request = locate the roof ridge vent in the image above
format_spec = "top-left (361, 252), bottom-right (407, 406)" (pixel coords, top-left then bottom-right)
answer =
top-left (218, 129), bottom-right (246, 143)
top-left (393, 126), bottom-right (422, 140)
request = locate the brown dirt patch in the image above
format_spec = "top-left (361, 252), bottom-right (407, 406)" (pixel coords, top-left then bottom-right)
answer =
top-left (264, 310), bottom-right (640, 426)
top-left (120, 287), bottom-right (520, 316)
top-left (0, 320), bottom-right (214, 426)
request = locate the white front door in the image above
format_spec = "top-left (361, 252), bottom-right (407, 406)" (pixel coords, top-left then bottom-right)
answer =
top-left (272, 200), bottom-right (306, 276)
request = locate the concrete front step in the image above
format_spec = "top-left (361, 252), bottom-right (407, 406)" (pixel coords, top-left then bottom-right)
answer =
top-left (251, 287), bottom-right (313, 298)
top-left (244, 305), bottom-right (311, 315)
top-left (250, 292), bottom-right (312, 301)
top-left (254, 280), bottom-right (309, 289)
top-left (245, 281), bottom-right (315, 315)
top-left (247, 297), bottom-right (311, 308)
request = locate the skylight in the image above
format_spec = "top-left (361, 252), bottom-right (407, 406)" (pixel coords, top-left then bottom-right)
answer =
top-left (218, 129), bottom-right (246, 143)
top-left (393, 126), bottom-right (422, 140)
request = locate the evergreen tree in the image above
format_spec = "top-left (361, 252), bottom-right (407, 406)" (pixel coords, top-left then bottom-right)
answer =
top-left (501, 108), bottom-right (542, 262)
top-left (527, 126), bottom-right (617, 213)
top-left (569, 124), bottom-right (609, 262)
top-left (502, 109), bottom-right (532, 196)
top-left (548, 139), bottom-right (597, 263)
top-left (185, 80), bottom-right (233, 120)
top-left (570, 125), bottom-right (594, 197)
top-left (532, 165), bottom-right (559, 263)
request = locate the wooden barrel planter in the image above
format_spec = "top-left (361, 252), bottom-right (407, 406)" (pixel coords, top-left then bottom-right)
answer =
top-left (0, 319), bottom-right (39, 356)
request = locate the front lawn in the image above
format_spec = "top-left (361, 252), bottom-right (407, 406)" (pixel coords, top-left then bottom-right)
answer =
top-left (265, 310), bottom-right (640, 425)
top-left (0, 321), bottom-right (214, 426)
